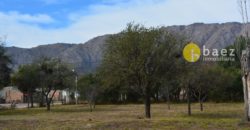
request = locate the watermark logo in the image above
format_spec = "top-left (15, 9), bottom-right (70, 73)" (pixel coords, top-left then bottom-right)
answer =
top-left (183, 42), bottom-right (235, 62)
top-left (183, 42), bottom-right (201, 62)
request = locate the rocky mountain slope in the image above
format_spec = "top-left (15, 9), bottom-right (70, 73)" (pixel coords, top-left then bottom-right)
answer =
top-left (6, 22), bottom-right (247, 74)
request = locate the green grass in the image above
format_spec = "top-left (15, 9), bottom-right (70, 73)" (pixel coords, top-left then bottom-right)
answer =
top-left (0, 103), bottom-right (249, 130)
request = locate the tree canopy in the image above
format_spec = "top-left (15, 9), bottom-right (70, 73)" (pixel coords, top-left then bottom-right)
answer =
top-left (100, 23), bottom-right (185, 118)
top-left (0, 39), bottom-right (11, 88)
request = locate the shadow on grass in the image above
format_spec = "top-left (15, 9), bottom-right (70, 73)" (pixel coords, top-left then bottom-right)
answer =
top-left (0, 105), bottom-right (121, 115)
top-left (0, 108), bottom-right (47, 115)
top-left (94, 120), bottom-right (152, 130)
top-left (50, 106), bottom-right (118, 113)
top-left (186, 112), bottom-right (242, 119)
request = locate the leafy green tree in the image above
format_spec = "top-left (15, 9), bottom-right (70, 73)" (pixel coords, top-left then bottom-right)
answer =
top-left (180, 62), bottom-right (197, 116)
top-left (0, 40), bottom-right (11, 88)
top-left (190, 64), bottom-right (218, 111)
top-left (208, 65), bottom-right (243, 102)
top-left (100, 23), bottom-right (184, 118)
top-left (159, 59), bottom-right (184, 110)
top-left (12, 64), bottom-right (39, 108)
top-left (160, 80), bottom-right (181, 110)
top-left (219, 36), bottom-right (248, 69)
top-left (12, 58), bottom-right (74, 110)
top-left (217, 36), bottom-right (245, 102)
top-left (38, 58), bottom-right (74, 111)
top-left (78, 74), bottom-right (100, 112)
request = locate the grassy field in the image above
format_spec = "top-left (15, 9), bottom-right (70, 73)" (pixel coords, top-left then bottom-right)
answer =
top-left (0, 103), bottom-right (249, 130)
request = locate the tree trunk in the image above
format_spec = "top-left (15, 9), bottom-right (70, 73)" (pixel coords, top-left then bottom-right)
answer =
top-left (144, 93), bottom-right (151, 118)
top-left (27, 96), bottom-right (30, 108)
top-left (45, 90), bottom-right (57, 111)
top-left (199, 93), bottom-right (203, 111)
top-left (200, 99), bottom-right (203, 111)
top-left (47, 101), bottom-right (50, 111)
top-left (187, 84), bottom-right (191, 116)
top-left (40, 92), bottom-right (45, 107)
top-left (46, 96), bottom-right (51, 111)
top-left (93, 101), bottom-right (96, 109)
top-left (90, 103), bottom-right (93, 112)
top-left (155, 92), bottom-right (159, 102)
top-left (167, 99), bottom-right (171, 110)
top-left (243, 75), bottom-right (250, 121)
top-left (30, 93), bottom-right (34, 108)
top-left (167, 86), bottom-right (170, 110)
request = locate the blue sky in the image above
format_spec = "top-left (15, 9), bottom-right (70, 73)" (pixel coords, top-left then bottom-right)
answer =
top-left (0, 0), bottom-right (102, 28)
top-left (0, 0), bottom-right (242, 48)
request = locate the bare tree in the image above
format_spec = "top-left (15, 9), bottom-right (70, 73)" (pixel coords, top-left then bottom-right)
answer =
top-left (236, 0), bottom-right (249, 60)
top-left (238, 0), bottom-right (250, 122)
top-left (238, 1), bottom-right (250, 38)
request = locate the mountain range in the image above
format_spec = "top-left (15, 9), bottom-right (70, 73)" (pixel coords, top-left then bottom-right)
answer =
top-left (6, 22), bottom-right (247, 74)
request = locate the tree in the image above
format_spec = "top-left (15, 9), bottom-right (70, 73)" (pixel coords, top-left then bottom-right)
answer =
top-left (160, 80), bottom-right (181, 110)
top-left (208, 65), bottom-right (243, 102)
top-left (237, 0), bottom-right (250, 121)
top-left (38, 58), bottom-right (74, 111)
top-left (238, 0), bottom-right (249, 36)
top-left (218, 38), bottom-right (244, 102)
top-left (191, 64), bottom-right (217, 111)
top-left (0, 38), bottom-right (11, 89)
top-left (174, 58), bottom-right (196, 116)
top-left (233, 36), bottom-right (248, 64)
top-left (182, 62), bottom-right (242, 114)
top-left (12, 64), bottom-right (39, 108)
top-left (78, 74), bottom-right (100, 112)
top-left (100, 23), bottom-right (184, 118)
top-left (179, 61), bottom-right (211, 115)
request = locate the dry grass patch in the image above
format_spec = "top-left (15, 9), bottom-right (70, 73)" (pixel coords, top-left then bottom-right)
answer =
top-left (0, 103), bottom-right (249, 130)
